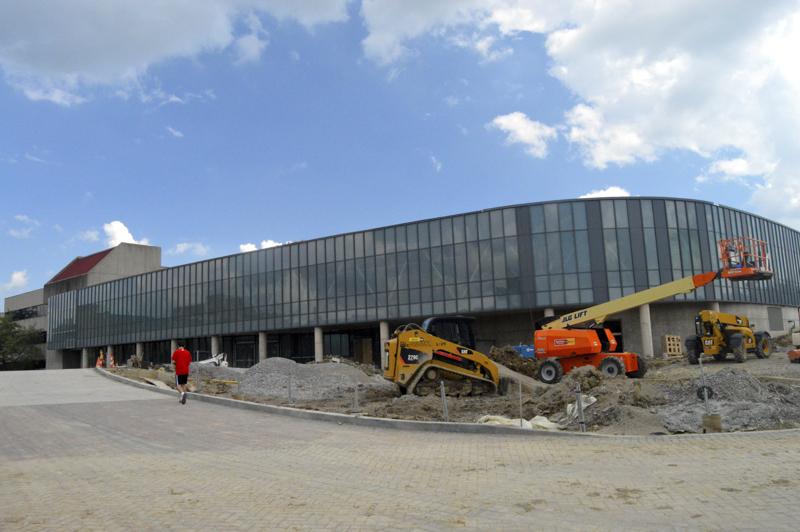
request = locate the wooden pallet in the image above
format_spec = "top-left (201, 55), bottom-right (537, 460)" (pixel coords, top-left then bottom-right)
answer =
top-left (663, 335), bottom-right (683, 357)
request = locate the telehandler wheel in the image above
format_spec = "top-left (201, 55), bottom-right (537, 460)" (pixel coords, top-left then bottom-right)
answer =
top-left (754, 332), bottom-right (772, 359)
top-left (537, 359), bottom-right (564, 385)
top-left (599, 357), bottom-right (625, 378)
top-left (625, 354), bottom-right (648, 378)
top-left (729, 333), bottom-right (746, 363)
top-left (685, 336), bottom-right (701, 365)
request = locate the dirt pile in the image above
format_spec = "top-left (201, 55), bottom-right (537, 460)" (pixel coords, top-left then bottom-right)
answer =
top-left (238, 357), bottom-right (398, 402)
top-left (189, 363), bottom-right (246, 383)
top-left (487, 346), bottom-right (539, 379)
top-left (659, 368), bottom-right (800, 432)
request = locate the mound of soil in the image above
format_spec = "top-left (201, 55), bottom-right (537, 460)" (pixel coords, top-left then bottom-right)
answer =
top-left (487, 346), bottom-right (539, 379)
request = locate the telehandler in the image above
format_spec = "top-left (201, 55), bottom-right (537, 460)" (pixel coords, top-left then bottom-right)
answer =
top-left (685, 310), bottom-right (771, 364)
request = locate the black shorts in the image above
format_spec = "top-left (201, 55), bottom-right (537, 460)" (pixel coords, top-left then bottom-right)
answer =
top-left (176, 374), bottom-right (188, 385)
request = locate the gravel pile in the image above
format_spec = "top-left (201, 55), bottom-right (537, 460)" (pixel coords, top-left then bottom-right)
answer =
top-left (239, 357), bottom-right (398, 401)
top-left (659, 368), bottom-right (800, 432)
top-left (189, 363), bottom-right (246, 382)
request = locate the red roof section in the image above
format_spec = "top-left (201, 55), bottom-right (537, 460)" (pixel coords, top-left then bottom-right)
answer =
top-left (47, 248), bottom-right (113, 285)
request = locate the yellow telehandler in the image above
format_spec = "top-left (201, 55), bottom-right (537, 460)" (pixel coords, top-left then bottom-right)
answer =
top-left (685, 310), bottom-right (771, 364)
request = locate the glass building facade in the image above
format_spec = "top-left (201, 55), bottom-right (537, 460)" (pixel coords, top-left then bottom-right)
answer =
top-left (48, 198), bottom-right (800, 359)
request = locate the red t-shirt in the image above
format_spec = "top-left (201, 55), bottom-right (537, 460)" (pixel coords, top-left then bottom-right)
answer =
top-left (172, 348), bottom-right (192, 375)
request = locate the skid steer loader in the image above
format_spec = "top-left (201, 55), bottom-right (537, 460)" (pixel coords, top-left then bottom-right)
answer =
top-left (382, 316), bottom-right (506, 396)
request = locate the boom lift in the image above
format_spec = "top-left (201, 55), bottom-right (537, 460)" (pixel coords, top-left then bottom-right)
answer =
top-left (534, 237), bottom-right (772, 384)
top-left (383, 316), bottom-right (504, 396)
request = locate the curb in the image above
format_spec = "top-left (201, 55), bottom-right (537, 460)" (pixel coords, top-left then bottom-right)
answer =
top-left (94, 368), bottom-right (594, 438)
top-left (94, 368), bottom-right (800, 440)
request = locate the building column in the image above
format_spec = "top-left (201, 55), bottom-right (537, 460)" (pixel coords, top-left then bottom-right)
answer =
top-left (314, 327), bottom-right (323, 363)
top-left (258, 332), bottom-right (268, 362)
top-left (211, 336), bottom-right (220, 355)
top-left (379, 321), bottom-right (390, 370)
top-left (544, 308), bottom-right (555, 317)
top-left (81, 348), bottom-right (90, 369)
top-left (135, 342), bottom-right (143, 359)
top-left (711, 301), bottom-right (721, 313)
top-left (639, 303), bottom-right (654, 358)
top-left (106, 345), bottom-right (114, 367)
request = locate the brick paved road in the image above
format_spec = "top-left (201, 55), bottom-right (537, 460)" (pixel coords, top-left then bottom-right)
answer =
top-left (2, 369), bottom-right (800, 531)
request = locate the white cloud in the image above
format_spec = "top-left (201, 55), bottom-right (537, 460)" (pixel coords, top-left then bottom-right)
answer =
top-left (488, 111), bottom-right (557, 159)
top-left (239, 239), bottom-right (284, 252)
top-left (23, 153), bottom-right (48, 164)
top-left (0, 270), bottom-right (28, 294)
top-left (0, 1), bottom-right (350, 105)
top-left (234, 13), bottom-right (269, 64)
top-left (579, 186), bottom-right (631, 199)
top-left (169, 242), bottom-right (210, 257)
top-left (166, 126), bottom-right (184, 138)
top-left (103, 221), bottom-right (149, 247)
top-left (79, 229), bottom-right (100, 242)
top-left (430, 155), bottom-right (442, 172)
top-left (359, 1), bottom-right (800, 228)
top-left (8, 214), bottom-right (39, 239)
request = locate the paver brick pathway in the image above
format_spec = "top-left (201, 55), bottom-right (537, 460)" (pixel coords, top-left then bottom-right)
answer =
top-left (2, 369), bottom-right (799, 530)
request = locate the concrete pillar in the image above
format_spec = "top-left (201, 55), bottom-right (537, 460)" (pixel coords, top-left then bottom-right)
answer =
top-left (639, 304), bottom-right (654, 358)
top-left (136, 342), bottom-right (143, 357)
top-left (379, 321), bottom-right (390, 370)
top-left (170, 339), bottom-right (178, 354)
top-left (258, 332), bottom-right (268, 362)
top-left (211, 336), bottom-right (220, 355)
top-left (711, 301), bottom-right (721, 313)
top-left (107, 345), bottom-right (114, 367)
top-left (544, 308), bottom-right (555, 317)
top-left (81, 348), bottom-right (89, 369)
top-left (314, 327), bottom-right (323, 363)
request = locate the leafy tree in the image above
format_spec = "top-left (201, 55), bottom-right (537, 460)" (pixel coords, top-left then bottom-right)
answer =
top-left (0, 314), bottom-right (43, 370)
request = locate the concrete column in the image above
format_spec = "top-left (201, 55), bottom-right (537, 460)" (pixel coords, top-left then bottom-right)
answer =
top-left (210, 336), bottom-right (220, 355)
top-left (107, 345), bottom-right (114, 367)
top-left (170, 339), bottom-right (178, 354)
top-left (314, 327), bottom-right (323, 363)
top-left (258, 332), bottom-right (268, 362)
top-left (544, 308), bottom-right (555, 317)
top-left (135, 342), bottom-right (143, 364)
top-left (711, 301), bottom-right (721, 312)
top-left (81, 348), bottom-right (89, 369)
top-left (639, 303), bottom-right (654, 358)
top-left (379, 321), bottom-right (390, 370)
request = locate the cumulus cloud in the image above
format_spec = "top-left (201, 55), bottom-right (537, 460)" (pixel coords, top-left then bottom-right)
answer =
top-left (169, 242), bottom-right (210, 257)
top-left (430, 155), bottom-right (442, 172)
top-left (0, 0), bottom-right (349, 105)
top-left (239, 239), bottom-right (283, 252)
top-left (359, 1), bottom-right (800, 227)
top-left (234, 13), bottom-right (269, 64)
top-left (488, 111), bottom-right (557, 159)
top-left (1, 270), bottom-right (28, 294)
top-left (103, 221), bottom-right (149, 247)
top-left (579, 186), bottom-right (631, 199)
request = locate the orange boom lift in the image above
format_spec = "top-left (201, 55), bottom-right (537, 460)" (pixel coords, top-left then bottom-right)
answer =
top-left (533, 237), bottom-right (772, 384)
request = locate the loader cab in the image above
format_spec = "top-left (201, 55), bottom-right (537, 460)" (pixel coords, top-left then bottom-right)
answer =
top-left (421, 316), bottom-right (476, 350)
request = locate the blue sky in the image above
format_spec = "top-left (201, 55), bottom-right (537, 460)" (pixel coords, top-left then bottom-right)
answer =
top-left (2, 1), bottom-right (799, 300)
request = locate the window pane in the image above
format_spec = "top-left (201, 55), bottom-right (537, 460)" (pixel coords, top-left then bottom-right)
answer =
top-left (601, 201), bottom-right (615, 228)
top-left (544, 204), bottom-right (558, 232)
top-left (641, 200), bottom-right (654, 227)
top-left (604, 229), bottom-right (619, 270)
top-left (546, 232), bottom-right (562, 274)
top-left (478, 212), bottom-right (491, 240)
top-left (558, 203), bottom-right (573, 231)
top-left (530, 206), bottom-right (545, 234)
top-left (490, 210), bottom-right (504, 237)
top-left (614, 200), bottom-right (628, 227)
top-left (573, 202), bottom-right (587, 230)
top-left (502, 209), bottom-right (517, 236)
top-left (561, 232), bottom-right (576, 273)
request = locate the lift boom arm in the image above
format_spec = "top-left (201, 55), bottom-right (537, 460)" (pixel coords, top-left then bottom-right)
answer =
top-left (542, 271), bottom-right (719, 330)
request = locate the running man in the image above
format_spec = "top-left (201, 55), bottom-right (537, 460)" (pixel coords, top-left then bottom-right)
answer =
top-left (171, 343), bottom-right (192, 404)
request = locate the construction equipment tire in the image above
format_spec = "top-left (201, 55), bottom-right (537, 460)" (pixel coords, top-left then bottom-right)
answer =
top-left (685, 336), bottom-right (701, 365)
top-left (729, 333), bottom-right (746, 363)
top-left (754, 332), bottom-right (772, 359)
top-left (537, 359), bottom-right (563, 385)
top-left (714, 353), bottom-right (727, 362)
top-left (625, 354), bottom-right (648, 378)
top-left (599, 357), bottom-right (625, 378)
